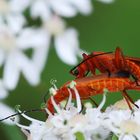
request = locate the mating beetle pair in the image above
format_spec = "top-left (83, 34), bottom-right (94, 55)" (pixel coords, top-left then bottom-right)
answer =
top-left (47, 47), bottom-right (140, 113)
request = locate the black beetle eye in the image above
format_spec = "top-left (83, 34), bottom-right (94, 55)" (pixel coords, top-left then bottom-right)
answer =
top-left (73, 69), bottom-right (79, 76)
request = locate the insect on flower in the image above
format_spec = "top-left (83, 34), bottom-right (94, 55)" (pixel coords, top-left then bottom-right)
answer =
top-left (0, 87), bottom-right (111, 140)
top-left (47, 73), bottom-right (140, 113)
top-left (70, 47), bottom-right (140, 85)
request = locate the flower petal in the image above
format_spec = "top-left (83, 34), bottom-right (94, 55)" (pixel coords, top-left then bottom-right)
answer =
top-left (17, 52), bottom-right (40, 86)
top-left (10, 0), bottom-right (29, 12)
top-left (55, 28), bottom-right (79, 65)
top-left (50, 0), bottom-right (77, 17)
top-left (17, 28), bottom-right (46, 50)
top-left (73, 87), bottom-right (82, 113)
top-left (6, 14), bottom-right (26, 34)
top-left (69, 0), bottom-right (93, 15)
top-left (0, 80), bottom-right (8, 99)
top-left (0, 103), bottom-right (19, 125)
top-left (66, 89), bottom-right (72, 110)
top-left (30, 0), bottom-right (51, 21)
top-left (3, 52), bottom-right (20, 90)
top-left (32, 31), bottom-right (51, 73)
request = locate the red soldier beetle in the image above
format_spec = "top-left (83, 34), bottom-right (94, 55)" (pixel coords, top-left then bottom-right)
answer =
top-left (46, 73), bottom-right (140, 113)
top-left (70, 51), bottom-right (113, 78)
top-left (70, 47), bottom-right (140, 85)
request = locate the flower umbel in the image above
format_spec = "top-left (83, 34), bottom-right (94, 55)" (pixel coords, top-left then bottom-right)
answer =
top-left (4, 81), bottom-right (140, 140)
top-left (14, 85), bottom-right (109, 140)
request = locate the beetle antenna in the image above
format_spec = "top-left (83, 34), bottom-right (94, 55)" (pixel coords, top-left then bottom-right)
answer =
top-left (0, 108), bottom-right (43, 122)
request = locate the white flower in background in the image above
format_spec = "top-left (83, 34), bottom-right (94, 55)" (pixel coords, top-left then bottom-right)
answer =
top-left (0, 0), bottom-right (27, 33)
top-left (0, 22), bottom-right (47, 90)
top-left (27, 0), bottom-right (92, 21)
top-left (12, 84), bottom-right (109, 140)
top-left (0, 80), bottom-right (19, 125)
top-left (0, 79), bottom-right (8, 99)
top-left (33, 16), bottom-right (82, 66)
top-left (27, 0), bottom-right (115, 21)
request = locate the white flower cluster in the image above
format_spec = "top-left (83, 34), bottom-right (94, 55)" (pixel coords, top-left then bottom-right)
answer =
top-left (104, 99), bottom-right (140, 140)
top-left (0, 0), bottom-right (114, 125)
top-left (13, 87), bottom-right (140, 140)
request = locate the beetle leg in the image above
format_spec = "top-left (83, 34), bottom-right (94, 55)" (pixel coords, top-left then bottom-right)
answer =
top-left (89, 97), bottom-right (98, 107)
top-left (80, 101), bottom-right (85, 113)
top-left (123, 90), bottom-right (139, 108)
top-left (131, 74), bottom-right (140, 86)
top-left (89, 97), bottom-right (105, 111)
top-left (122, 91), bottom-right (133, 110)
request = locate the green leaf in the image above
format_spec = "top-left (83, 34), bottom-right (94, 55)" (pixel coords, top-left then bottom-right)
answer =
top-left (112, 134), bottom-right (118, 140)
top-left (75, 132), bottom-right (85, 140)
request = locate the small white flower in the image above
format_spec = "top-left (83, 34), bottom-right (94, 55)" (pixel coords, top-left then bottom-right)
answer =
top-left (27, 0), bottom-right (92, 20)
top-left (34, 16), bottom-right (82, 66)
top-left (0, 23), bottom-right (46, 90)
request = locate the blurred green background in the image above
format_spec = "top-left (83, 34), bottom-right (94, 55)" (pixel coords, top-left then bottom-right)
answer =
top-left (1, 0), bottom-right (140, 139)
